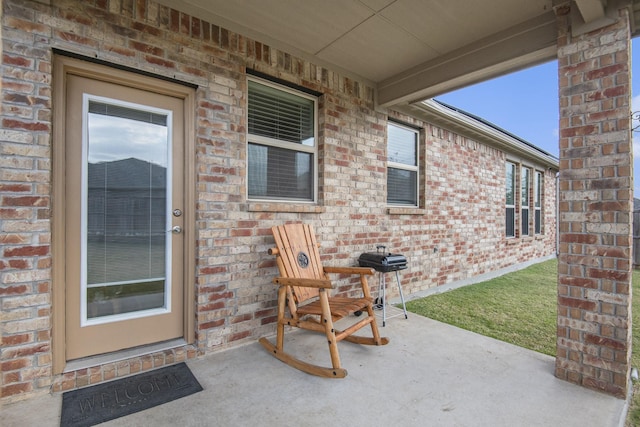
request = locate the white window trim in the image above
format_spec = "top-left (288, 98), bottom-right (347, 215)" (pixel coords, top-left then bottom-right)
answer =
top-left (521, 166), bottom-right (530, 237)
top-left (387, 121), bottom-right (419, 207)
top-left (246, 76), bottom-right (318, 203)
top-left (506, 162), bottom-right (516, 238)
top-left (534, 170), bottom-right (543, 234)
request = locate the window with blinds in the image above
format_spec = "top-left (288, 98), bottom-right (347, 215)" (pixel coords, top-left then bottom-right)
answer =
top-left (247, 78), bottom-right (317, 202)
top-left (506, 162), bottom-right (516, 238)
top-left (387, 122), bottom-right (418, 206)
top-left (521, 167), bottom-right (530, 236)
top-left (534, 171), bottom-right (543, 234)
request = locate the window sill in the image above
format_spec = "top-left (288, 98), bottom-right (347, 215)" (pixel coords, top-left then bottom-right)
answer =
top-left (387, 207), bottom-right (425, 215)
top-left (246, 202), bottom-right (325, 213)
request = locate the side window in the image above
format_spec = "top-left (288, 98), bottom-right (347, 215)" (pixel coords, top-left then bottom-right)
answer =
top-left (534, 171), bottom-right (543, 234)
top-left (521, 167), bottom-right (530, 236)
top-left (505, 162), bottom-right (516, 238)
top-left (387, 122), bottom-right (418, 206)
top-left (247, 78), bottom-right (317, 202)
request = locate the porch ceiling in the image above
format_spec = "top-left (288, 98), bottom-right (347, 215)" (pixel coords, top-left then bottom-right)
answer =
top-left (157, 0), bottom-right (640, 106)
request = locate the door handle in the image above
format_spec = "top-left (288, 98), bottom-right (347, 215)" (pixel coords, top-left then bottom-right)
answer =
top-left (168, 226), bottom-right (182, 234)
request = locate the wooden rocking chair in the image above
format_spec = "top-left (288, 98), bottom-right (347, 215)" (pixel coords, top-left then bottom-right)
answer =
top-left (259, 223), bottom-right (389, 378)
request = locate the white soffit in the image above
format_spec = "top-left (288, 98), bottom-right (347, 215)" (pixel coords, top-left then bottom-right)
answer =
top-left (316, 15), bottom-right (439, 82)
top-left (154, 0), bottom-right (637, 106)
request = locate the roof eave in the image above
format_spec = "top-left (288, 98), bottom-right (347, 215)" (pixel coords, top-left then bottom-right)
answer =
top-left (393, 100), bottom-right (559, 170)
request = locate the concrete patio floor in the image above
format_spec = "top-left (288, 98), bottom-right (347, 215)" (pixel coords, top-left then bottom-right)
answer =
top-left (1, 308), bottom-right (629, 426)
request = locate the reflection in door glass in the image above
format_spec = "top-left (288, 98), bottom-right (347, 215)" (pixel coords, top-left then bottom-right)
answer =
top-left (85, 100), bottom-right (170, 319)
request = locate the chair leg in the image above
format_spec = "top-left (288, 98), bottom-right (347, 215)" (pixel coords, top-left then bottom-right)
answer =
top-left (366, 301), bottom-right (385, 345)
top-left (259, 285), bottom-right (348, 378)
top-left (319, 289), bottom-right (342, 371)
top-left (275, 286), bottom-right (288, 351)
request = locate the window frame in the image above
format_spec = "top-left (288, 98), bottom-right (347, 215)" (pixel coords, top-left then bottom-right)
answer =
top-left (505, 162), bottom-right (516, 238)
top-left (386, 121), bottom-right (419, 207)
top-left (534, 170), bottom-right (543, 234)
top-left (246, 76), bottom-right (318, 203)
top-left (521, 166), bottom-right (530, 237)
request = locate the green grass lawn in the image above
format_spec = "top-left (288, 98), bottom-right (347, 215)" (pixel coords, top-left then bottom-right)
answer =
top-left (405, 259), bottom-right (558, 356)
top-left (404, 258), bottom-right (640, 425)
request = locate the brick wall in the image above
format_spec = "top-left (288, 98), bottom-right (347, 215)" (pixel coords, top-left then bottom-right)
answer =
top-left (555, 7), bottom-right (633, 398)
top-left (0, 0), bottom-right (557, 399)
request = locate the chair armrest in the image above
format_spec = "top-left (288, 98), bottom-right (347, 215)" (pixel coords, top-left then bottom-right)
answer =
top-left (323, 266), bottom-right (375, 276)
top-left (272, 277), bottom-right (333, 289)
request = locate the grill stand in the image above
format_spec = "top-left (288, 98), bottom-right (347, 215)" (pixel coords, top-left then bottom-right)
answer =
top-left (377, 269), bottom-right (408, 327)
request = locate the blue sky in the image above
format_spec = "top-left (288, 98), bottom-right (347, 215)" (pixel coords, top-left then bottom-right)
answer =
top-left (436, 39), bottom-right (640, 196)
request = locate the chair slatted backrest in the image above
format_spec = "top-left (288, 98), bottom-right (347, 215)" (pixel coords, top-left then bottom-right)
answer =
top-left (272, 223), bottom-right (325, 303)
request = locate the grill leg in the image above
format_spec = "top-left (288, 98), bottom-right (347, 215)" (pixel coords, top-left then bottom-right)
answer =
top-left (377, 272), bottom-right (387, 327)
top-left (395, 270), bottom-right (408, 319)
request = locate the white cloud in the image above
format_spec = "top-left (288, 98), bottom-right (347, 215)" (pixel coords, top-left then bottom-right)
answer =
top-left (88, 113), bottom-right (169, 167)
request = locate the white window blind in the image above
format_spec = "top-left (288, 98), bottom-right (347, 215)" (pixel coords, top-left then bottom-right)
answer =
top-left (387, 122), bottom-right (418, 206)
top-left (534, 171), bottom-right (543, 234)
top-left (506, 162), bottom-right (516, 238)
top-left (247, 79), bottom-right (316, 201)
top-left (521, 167), bottom-right (530, 236)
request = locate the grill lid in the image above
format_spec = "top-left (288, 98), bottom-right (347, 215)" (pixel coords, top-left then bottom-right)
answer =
top-left (358, 245), bottom-right (407, 272)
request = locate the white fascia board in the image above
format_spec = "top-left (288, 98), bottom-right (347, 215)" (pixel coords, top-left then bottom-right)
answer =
top-left (575, 0), bottom-right (606, 23)
top-left (398, 100), bottom-right (559, 170)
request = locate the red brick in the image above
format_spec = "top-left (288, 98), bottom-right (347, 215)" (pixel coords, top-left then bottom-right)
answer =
top-left (55, 31), bottom-right (99, 47)
top-left (208, 291), bottom-right (233, 301)
top-left (199, 266), bottom-right (227, 275)
top-left (587, 268), bottom-right (628, 281)
top-left (4, 17), bottom-right (48, 35)
top-left (2, 196), bottom-right (49, 207)
top-left (2, 333), bottom-right (32, 346)
top-left (1, 382), bottom-right (32, 398)
top-left (229, 330), bottom-right (251, 342)
top-left (1, 358), bottom-right (30, 372)
top-left (558, 296), bottom-right (597, 311)
top-left (0, 208), bottom-right (33, 219)
top-left (2, 344), bottom-right (49, 359)
top-left (199, 319), bottom-right (225, 330)
top-left (2, 119), bottom-right (50, 132)
top-left (560, 233), bottom-right (598, 244)
top-left (0, 184), bottom-right (30, 194)
top-left (584, 334), bottom-right (626, 350)
top-left (4, 245), bottom-right (49, 257)
top-left (198, 301), bottom-right (225, 311)
top-left (0, 284), bottom-right (28, 295)
top-left (129, 40), bottom-right (164, 56)
top-left (3, 372), bottom-right (21, 384)
top-left (558, 276), bottom-right (597, 288)
top-left (9, 259), bottom-right (30, 269)
top-left (585, 64), bottom-right (626, 80)
top-left (144, 55), bottom-right (175, 68)
top-left (559, 125), bottom-right (598, 138)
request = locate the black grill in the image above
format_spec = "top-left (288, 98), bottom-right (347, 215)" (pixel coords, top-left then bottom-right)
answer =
top-left (358, 246), bottom-right (407, 272)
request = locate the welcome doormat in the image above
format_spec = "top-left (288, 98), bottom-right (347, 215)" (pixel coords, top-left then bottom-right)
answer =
top-left (60, 362), bottom-right (202, 427)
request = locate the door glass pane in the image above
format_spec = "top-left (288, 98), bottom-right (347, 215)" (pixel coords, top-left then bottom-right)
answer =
top-left (85, 98), bottom-right (170, 320)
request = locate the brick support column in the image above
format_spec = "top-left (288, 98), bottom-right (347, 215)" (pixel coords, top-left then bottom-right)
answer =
top-left (555, 6), bottom-right (633, 398)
